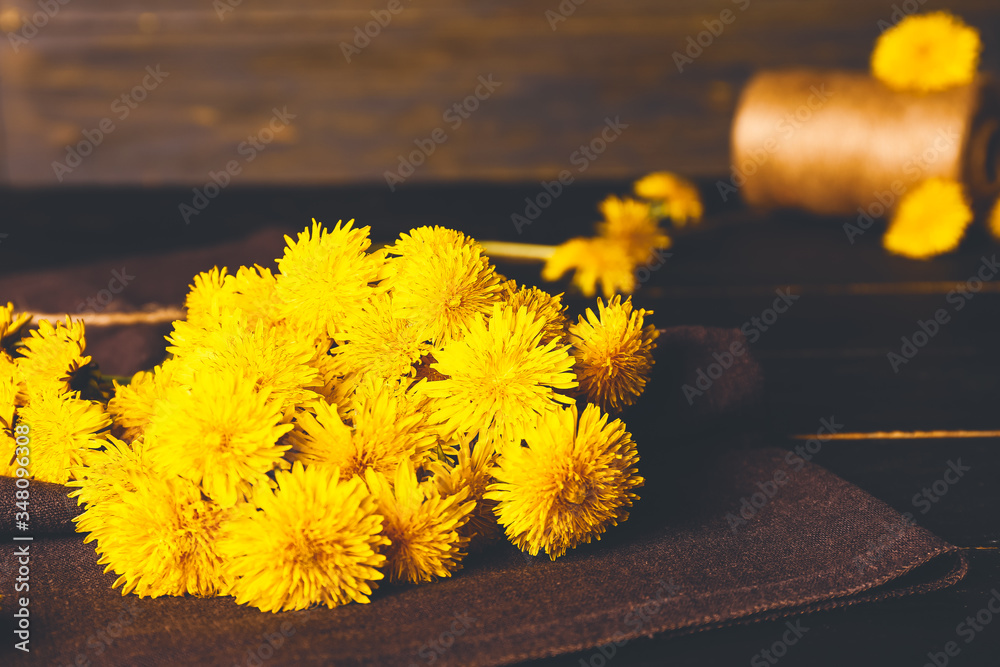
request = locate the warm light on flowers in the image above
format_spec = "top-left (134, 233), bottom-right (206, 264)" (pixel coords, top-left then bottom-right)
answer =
top-left (634, 172), bottom-right (704, 226)
top-left (219, 462), bottom-right (388, 612)
top-left (542, 238), bottom-right (637, 299)
top-left (332, 292), bottom-right (429, 380)
top-left (569, 296), bottom-right (659, 412)
top-left (486, 403), bottom-right (643, 559)
top-left (882, 178), bottom-right (973, 259)
top-left (365, 460), bottom-right (475, 583)
top-left (76, 451), bottom-right (233, 598)
top-left (275, 219), bottom-right (383, 338)
top-left (420, 303), bottom-right (577, 446)
top-left (871, 12), bottom-right (981, 93)
top-left (8, 218), bottom-right (660, 610)
top-left (9, 388), bottom-right (109, 484)
top-left (145, 371), bottom-right (293, 507)
top-left (16, 316), bottom-right (92, 395)
top-left (384, 226), bottom-right (502, 345)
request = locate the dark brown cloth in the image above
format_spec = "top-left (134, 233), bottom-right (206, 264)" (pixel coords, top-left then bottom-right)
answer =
top-left (0, 446), bottom-right (965, 666)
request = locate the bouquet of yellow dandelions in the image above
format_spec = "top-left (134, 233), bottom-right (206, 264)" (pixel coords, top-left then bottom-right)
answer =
top-left (0, 220), bottom-right (659, 613)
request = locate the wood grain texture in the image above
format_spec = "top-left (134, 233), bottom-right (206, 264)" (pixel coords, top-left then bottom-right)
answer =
top-left (0, 0), bottom-right (997, 185)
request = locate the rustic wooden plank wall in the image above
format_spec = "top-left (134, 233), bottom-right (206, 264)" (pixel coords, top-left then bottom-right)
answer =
top-left (0, 0), bottom-right (997, 186)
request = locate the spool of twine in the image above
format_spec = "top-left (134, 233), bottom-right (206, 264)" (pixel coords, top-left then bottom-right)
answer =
top-left (730, 69), bottom-right (1000, 216)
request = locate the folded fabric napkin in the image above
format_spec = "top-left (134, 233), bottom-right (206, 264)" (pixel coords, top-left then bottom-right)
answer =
top-left (0, 326), bottom-right (965, 666)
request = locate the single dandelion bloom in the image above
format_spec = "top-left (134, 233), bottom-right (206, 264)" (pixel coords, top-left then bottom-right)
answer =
top-left (9, 388), bottom-right (109, 484)
top-left (500, 280), bottom-right (569, 345)
top-left (332, 292), bottom-right (429, 381)
top-left (420, 303), bottom-right (577, 446)
top-left (77, 464), bottom-right (234, 598)
top-left (597, 195), bottom-right (672, 262)
top-left (542, 237), bottom-right (637, 299)
top-left (167, 311), bottom-right (320, 417)
top-left (569, 296), bottom-right (658, 413)
top-left (184, 267), bottom-right (233, 329)
top-left (145, 371), bottom-right (293, 507)
top-left (485, 403), bottom-right (644, 560)
top-left (633, 172), bottom-right (704, 226)
top-left (384, 226), bottom-right (502, 345)
top-left (289, 377), bottom-right (438, 480)
top-left (871, 11), bottom-right (981, 93)
top-left (107, 362), bottom-right (179, 442)
top-left (365, 460), bottom-right (475, 583)
top-left (0, 302), bottom-right (31, 350)
top-left (16, 316), bottom-right (92, 395)
top-left (226, 264), bottom-right (285, 329)
top-left (883, 178), bottom-right (973, 259)
top-left (218, 462), bottom-right (389, 612)
top-left (275, 219), bottom-right (383, 338)
top-left (428, 435), bottom-right (502, 547)
top-left (68, 435), bottom-right (154, 509)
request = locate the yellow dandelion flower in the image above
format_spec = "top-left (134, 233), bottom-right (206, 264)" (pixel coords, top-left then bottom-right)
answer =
top-left (76, 456), bottom-right (234, 598)
top-left (500, 280), bottom-right (569, 345)
top-left (419, 303), bottom-right (577, 446)
top-left (68, 435), bottom-right (154, 509)
top-left (485, 403), bottom-right (643, 560)
top-left (597, 195), bottom-right (672, 262)
top-left (988, 197), bottom-right (1000, 240)
top-left (365, 460), bottom-right (475, 584)
top-left (145, 371), bottom-right (293, 507)
top-left (883, 178), bottom-right (973, 259)
top-left (0, 302), bottom-right (31, 349)
top-left (107, 362), bottom-right (179, 442)
top-left (184, 267), bottom-right (232, 329)
top-left (227, 264), bottom-right (284, 328)
top-left (428, 436), bottom-right (502, 548)
top-left (332, 292), bottom-right (429, 381)
top-left (542, 237), bottom-right (636, 299)
top-left (16, 316), bottom-right (92, 395)
top-left (6, 388), bottom-right (109, 483)
top-left (872, 12), bottom-right (981, 93)
top-left (218, 462), bottom-right (389, 612)
top-left (633, 172), bottom-right (704, 226)
top-left (0, 366), bottom-right (16, 430)
top-left (384, 226), bottom-right (502, 345)
top-left (569, 296), bottom-right (658, 413)
top-left (275, 219), bottom-right (382, 338)
top-left (167, 311), bottom-right (320, 417)
top-left (289, 376), bottom-right (437, 480)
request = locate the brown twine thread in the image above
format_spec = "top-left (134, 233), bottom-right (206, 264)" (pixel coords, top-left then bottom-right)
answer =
top-left (731, 69), bottom-right (1000, 216)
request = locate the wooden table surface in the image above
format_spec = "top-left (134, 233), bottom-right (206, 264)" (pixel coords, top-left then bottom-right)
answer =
top-left (1, 182), bottom-right (998, 665)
